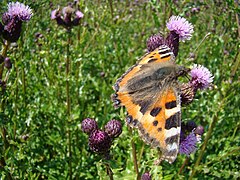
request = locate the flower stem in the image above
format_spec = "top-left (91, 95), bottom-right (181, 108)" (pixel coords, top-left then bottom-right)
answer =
top-left (178, 157), bottom-right (189, 175)
top-left (138, 144), bottom-right (145, 168)
top-left (105, 163), bottom-right (114, 180)
top-left (108, 0), bottom-right (114, 21)
top-left (0, 41), bottom-right (10, 79)
top-left (66, 30), bottom-right (72, 180)
top-left (189, 114), bottom-right (218, 179)
top-left (0, 41), bottom-right (11, 179)
top-left (129, 127), bottom-right (140, 180)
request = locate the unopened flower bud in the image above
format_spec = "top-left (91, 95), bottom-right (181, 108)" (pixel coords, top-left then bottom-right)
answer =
top-left (81, 118), bottom-right (98, 135)
top-left (4, 57), bottom-right (12, 70)
top-left (146, 34), bottom-right (165, 52)
top-left (180, 83), bottom-right (196, 105)
top-left (88, 130), bottom-right (112, 154)
top-left (21, 134), bottom-right (29, 141)
top-left (104, 119), bottom-right (122, 138)
top-left (186, 120), bottom-right (197, 132)
top-left (195, 125), bottom-right (204, 135)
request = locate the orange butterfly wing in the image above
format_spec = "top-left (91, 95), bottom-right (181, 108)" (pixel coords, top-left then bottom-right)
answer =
top-left (112, 45), bottom-right (181, 163)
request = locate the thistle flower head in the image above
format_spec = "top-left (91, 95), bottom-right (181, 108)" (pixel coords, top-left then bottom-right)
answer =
top-left (179, 131), bottom-right (197, 156)
top-left (190, 64), bottom-right (213, 90)
top-left (88, 130), bottom-right (112, 154)
top-left (180, 83), bottom-right (196, 105)
top-left (1, 2), bottom-right (32, 42)
top-left (166, 16), bottom-right (193, 41)
top-left (180, 121), bottom-right (204, 156)
top-left (75, 11), bottom-right (84, 19)
top-left (146, 33), bottom-right (165, 52)
top-left (5, 2), bottom-right (33, 22)
top-left (195, 125), bottom-right (204, 135)
top-left (141, 172), bottom-right (152, 180)
top-left (51, 5), bottom-right (84, 29)
top-left (104, 119), bottom-right (122, 138)
top-left (51, 9), bottom-right (59, 20)
top-left (81, 118), bottom-right (98, 135)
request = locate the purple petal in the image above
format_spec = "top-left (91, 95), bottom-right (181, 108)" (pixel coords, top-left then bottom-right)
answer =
top-left (51, 9), bottom-right (58, 20)
top-left (190, 64), bottom-right (214, 90)
top-left (166, 16), bottom-right (193, 42)
top-left (76, 11), bottom-right (84, 19)
top-left (7, 2), bottom-right (33, 21)
top-left (179, 132), bottom-right (197, 156)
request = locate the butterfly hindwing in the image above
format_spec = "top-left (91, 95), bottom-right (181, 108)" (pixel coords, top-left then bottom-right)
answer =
top-left (137, 85), bottom-right (181, 163)
top-left (112, 45), bottom-right (182, 163)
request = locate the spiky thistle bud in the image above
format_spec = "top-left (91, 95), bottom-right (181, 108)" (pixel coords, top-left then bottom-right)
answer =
top-left (180, 83), bottom-right (196, 105)
top-left (88, 130), bottom-right (112, 154)
top-left (146, 33), bottom-right (165, 52)
top-left (104, 119), bottom-right (122, 138)
top-left (81, 118), bottom-right (98, 135)
top-left (4, 57), bottom-right (12, 70)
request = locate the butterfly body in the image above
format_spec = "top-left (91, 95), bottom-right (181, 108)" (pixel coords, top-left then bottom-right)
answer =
top-left (112, 45), bottom-right (187, 163)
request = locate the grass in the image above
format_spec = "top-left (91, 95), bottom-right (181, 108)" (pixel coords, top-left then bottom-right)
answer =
top-left (0, 0), bottom-right (239, 179)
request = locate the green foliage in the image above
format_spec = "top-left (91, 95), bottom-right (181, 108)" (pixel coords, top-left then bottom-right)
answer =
top-left (0, 0), bottom-right (239, 179)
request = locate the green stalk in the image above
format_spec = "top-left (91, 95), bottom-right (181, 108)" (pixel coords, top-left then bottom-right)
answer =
top-left (108, 0), bottom-right (114, 21)
top-left (178, 157), bottom-right (189, 175)
top-left (66, 30), bottom-right (72, 180)
top-left (0, 41), bottom-right (10, 148)
top-left (0, 41), bottom-right (10, 79)
top-left (137, 144), bottom-right (145, 168)
top-left (0, 41), bottom-right (13, 180)
top-left (189, 114), bottom-right (218, 179)
top-left (105, 163), bottom-right (114, 180)
top-left (129, 128), bottom-right (140, 180)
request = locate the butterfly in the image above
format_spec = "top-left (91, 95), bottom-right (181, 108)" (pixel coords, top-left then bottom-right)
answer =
top-left (112, 45), bottom-right (189, 163)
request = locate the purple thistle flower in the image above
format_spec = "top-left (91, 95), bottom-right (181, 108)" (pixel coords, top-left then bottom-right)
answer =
top-left (88, 130), bottom-right (112, 154)
top-left (190, 64), bottom-right (213, 90)
top-left (81, 118), bottom-right (98, 135)
top-left (104, 119), bottom-right (122, 138)
top-left (51, 9), bottom-right (59, 20)
top-left (1, 2), bottom-right (32, 42)
top-left (6, 2), bottom-right (33, 21)
top-left (141, 172), bottom-right (152, 180)
top-left (166, 16), bottom-right (193, 42)
top-left (51, 5), bottom-right (84, 29)
top-left (75, 11), bottom-right (84, 19)
top-left (191, 7), bottom-right (200, 13)
top-left (179, 131), bottom-right (197, 156)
